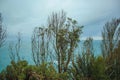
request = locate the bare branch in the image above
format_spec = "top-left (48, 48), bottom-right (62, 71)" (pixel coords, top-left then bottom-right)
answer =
top-left (0, 13), bottom-right (7, 48)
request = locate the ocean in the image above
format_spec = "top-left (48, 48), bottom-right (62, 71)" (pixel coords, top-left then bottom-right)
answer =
top-left (0, 39), bottom-right (102, 72)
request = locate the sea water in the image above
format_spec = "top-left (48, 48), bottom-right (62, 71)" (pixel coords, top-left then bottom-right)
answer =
top-left (0, 39), bottom-right (102, 72)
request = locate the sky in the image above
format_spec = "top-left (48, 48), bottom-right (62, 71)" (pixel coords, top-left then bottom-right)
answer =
top-left (0, 0), bottom-right (120, 40)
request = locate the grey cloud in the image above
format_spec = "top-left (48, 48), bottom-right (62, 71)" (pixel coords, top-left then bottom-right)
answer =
top-left (0, 0), bottom-right (120, 39)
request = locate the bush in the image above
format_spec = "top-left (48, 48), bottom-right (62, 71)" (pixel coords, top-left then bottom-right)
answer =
top-left (0, 60), bottom-right (68, 80)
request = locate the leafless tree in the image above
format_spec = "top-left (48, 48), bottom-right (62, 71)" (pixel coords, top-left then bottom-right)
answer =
top-left (31, 27), bottom-right (51, 66)
top-left (0, 13), bottom-right (6, 48)
top-left (9, 32), bottom-right (21, 61)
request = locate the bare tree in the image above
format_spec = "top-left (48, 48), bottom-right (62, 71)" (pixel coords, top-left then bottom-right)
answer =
top-left (0, 13), bottom-right (6, 48)
top-left (9, 32), bottom-right (21, 62)
top-left (31, 27), bottom-right (51, 66)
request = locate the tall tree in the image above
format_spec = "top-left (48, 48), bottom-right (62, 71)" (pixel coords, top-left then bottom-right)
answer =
top-left (31, 27), bottom-right (51, 66)
top-left (113, 41), bottom-right (120, 80)
top-left (71, 37), bottom-right (94, 80)
top-left (48, 11), bottom-right (83, 73)
top-left (0, 13), bottom-right (6, 48)
top-left (101, 18), bottom-right (120, 58)
top-left (101, 18), bottom-right (120, 80)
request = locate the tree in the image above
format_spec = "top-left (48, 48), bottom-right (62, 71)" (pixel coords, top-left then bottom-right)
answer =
top-left (71, 37), bottom-right (108, 80)
top-left (48, 11), bottom-right (83, 73)
top-left (31, 10), bottom-right (83, 74)
top-left (9, 32), bottom-right (22, 62)
top-left (0, 13), bottom-right (6, 48)
top-left (113, 41), bottom-right (120, 80)
top-left (91, 56), bottom-right (107, 80)
top-left (71, 37), bottom-right (94, 80)
top-left (101, 18), bottom-right (120, 80)
top-left (31, 27), bottom-right (52, 66)
top-left (81, 37), bottom-right (94, 79)
top-left (101, 18), bottom-right (120, 58)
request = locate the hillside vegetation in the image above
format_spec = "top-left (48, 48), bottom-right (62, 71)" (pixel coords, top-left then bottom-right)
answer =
top-left (0, 11), bottom-right (120, 80)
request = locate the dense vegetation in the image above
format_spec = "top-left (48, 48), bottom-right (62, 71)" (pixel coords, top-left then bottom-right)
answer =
top-left (0, 11), bottom-right (120, 80)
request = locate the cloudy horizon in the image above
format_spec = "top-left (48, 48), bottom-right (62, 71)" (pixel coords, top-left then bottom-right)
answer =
top-left (0, 0), bottom-right (120, 40)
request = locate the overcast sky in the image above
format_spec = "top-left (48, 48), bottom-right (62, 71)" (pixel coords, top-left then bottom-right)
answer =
top-left (0, 0), bottom-right (120, 40)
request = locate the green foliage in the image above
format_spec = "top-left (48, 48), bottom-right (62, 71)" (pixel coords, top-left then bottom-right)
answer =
top-left (0, 60), bottom-right (68, 80)
top-left (101, 18), bottom-right (120, 80)
top-left (0, 70), bottom-right (6, 80)
top-left (48, 11), bottom-right (83, 73)
top-left (70, 55), bottom-right (108, 80)
top-left (70, 38), bottom-right (109, 80)
top-left (0, 11), bottom-right (120, 80)
top-left (70, 38), bottom-right (93, 80)
top-left (91, 56), bottom-right (108, 80)
top-left (5, 60), bottom-right (28, 80)
top-left (101, 18), bottom-right (120, 58)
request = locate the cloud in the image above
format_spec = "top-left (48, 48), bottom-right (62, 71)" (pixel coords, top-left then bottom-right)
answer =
top-left (81, 36), bottom-right (102, 40)
top-left (0, 0), bottom-right (120, 37)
